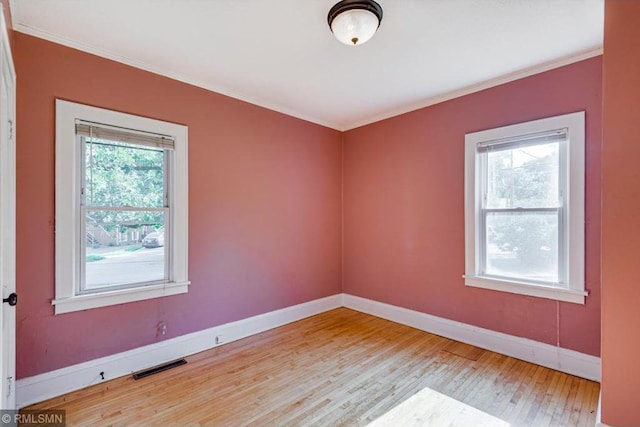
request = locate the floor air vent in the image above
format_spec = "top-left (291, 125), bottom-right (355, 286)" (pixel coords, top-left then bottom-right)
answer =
top-left (132, 358), bottom-right (187, 380)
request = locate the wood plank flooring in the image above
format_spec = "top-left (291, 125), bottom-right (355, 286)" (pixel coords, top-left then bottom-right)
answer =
top-left (24, 308), bottom-right (599, 426)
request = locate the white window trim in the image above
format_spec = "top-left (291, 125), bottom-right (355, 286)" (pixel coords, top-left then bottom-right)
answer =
top-left (464, 111), bottom-right (586, 304)
top-left (54, 100), bottom-right (189, 314)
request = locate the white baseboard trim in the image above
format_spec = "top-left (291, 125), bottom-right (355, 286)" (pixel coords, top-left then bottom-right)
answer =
top-left (16, 294), bottom-right (342, 409)
top-left (17, 293), bottom-right (601, 409)
top-left (342, 294), bottom-right (601, 383)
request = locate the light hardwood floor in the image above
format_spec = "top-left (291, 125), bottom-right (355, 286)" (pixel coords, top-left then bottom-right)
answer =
top-left (24, 308), bottom-right (599, 426)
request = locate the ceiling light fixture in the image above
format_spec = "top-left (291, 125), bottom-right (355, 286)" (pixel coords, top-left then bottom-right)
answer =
top-left (328, 0), bottom-right (383, 46)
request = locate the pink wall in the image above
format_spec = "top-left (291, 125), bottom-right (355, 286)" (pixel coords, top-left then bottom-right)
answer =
top-left (601, 1), bottom-right (640, 425)
top-left (15, 33), bottom-right (342, 378)
top-left (15, 29), bottom-right (604, 382)
top-left (343, 57), bottom-right (602, 356)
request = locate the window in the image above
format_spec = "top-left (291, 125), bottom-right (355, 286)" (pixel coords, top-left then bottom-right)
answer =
top-left (464, 112), bottom-right (586, 304)
top-left (54, 100), bottom-right (189, 314)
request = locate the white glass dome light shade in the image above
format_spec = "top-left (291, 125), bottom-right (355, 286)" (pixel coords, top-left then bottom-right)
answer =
top-left (331, 9), bottom-right (379, 46)
top-left (328, 0), bottom-right (383, 46)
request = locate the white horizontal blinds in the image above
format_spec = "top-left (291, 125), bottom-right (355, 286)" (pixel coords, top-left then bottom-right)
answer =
top-left (75, 120), bottom-right (175, 150)
top-left (477, 128), bottom-right (567, 153)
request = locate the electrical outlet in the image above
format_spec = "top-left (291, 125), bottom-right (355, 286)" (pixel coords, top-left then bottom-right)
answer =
top-left (158, 321), bottom-right (168, 336)
top-left (215, 335), bottom-right (223, 345)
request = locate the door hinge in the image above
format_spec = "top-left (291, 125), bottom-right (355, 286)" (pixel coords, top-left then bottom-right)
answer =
top-left (8, 120), bottom-right (13, 141)
top-left (6, 376), bottom-right (12, 398)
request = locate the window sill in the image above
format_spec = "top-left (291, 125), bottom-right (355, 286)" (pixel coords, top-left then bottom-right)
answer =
top-left (52, 281), bottom-right (189, 314)
top-left (464, 275), bottom-right (587, 304)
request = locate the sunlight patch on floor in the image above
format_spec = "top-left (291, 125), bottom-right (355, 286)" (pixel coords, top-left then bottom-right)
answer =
top-left (368, 387), bottom-right (511, 427)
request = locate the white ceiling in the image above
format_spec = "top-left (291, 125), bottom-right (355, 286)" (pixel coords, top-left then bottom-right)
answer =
top-left (10, 0), bottom-right (604, 131)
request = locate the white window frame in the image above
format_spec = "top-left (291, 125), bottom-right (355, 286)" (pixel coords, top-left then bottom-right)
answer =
top-left (54, 100), bottom-right (189, 314)
top-left (464, 111), bottom-right (586, 304)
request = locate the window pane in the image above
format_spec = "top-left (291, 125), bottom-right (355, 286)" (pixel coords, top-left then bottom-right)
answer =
top-left (485, 211), bottom-right (558, 283)
top-left (486, 142), bottom-right (559, 209)
top-left (85, 138), bottom-right (164, 208)
top-left (85, 210), bottom-right (166, 290)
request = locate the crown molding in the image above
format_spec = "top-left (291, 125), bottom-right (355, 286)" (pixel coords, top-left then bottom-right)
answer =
top-left (12, 23), bottom-right (339, 130)
top-left (345, 47), bottom-right (603, 130)
top-left (13, 24), bottom-right (601, 132)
